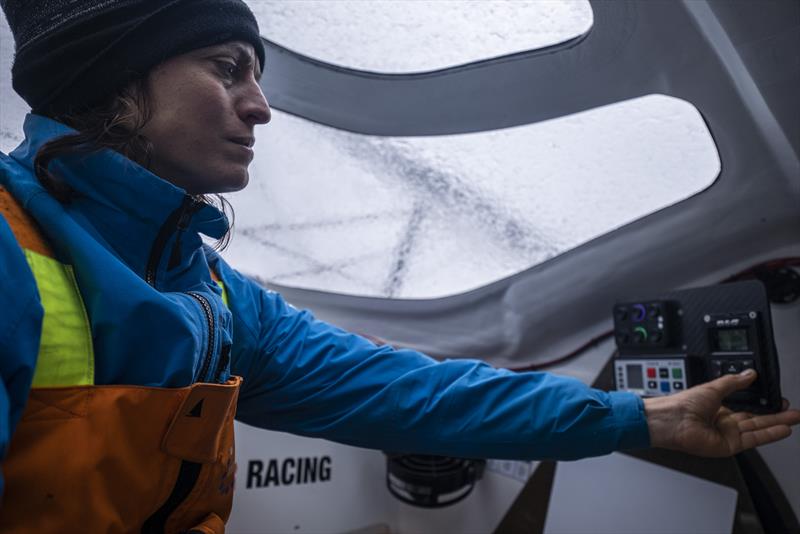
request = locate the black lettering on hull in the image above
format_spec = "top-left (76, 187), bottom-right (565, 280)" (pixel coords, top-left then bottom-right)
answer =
top-left (246, 456), bottom-right (332, 488)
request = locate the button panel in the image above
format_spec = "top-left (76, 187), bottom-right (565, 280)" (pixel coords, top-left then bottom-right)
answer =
top-left (614, 358), bottom-right (688, 397)
top-left (710, 358), bottom-right (756, 379)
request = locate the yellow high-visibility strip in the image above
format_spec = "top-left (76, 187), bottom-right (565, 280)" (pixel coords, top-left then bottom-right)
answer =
top-left (24, 249), bottom-right (94, 387)
top-left (209, 269), bottom-right (229, 309)
top-left (216, 280), bottom-right (229, 309)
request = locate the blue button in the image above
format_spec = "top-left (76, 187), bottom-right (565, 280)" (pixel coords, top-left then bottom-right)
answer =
top-left (660, 381), bottom-right (671, 393)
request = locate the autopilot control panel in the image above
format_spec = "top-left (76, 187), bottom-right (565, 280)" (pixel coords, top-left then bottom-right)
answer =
top-left (612, 280), bottom-right (782, 413)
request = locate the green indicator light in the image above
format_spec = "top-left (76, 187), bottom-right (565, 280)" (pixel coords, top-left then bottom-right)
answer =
top-left (634, 326), bottom-right (648, 340)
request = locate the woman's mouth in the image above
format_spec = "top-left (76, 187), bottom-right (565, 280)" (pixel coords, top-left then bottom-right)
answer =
top-left (227, 138), bottom-right (255, 161)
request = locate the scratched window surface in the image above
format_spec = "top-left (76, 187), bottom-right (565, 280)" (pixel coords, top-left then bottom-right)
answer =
top-left (224, 96), bottom-right (720, 298)
top-left (248, 0), bottom-right (593, 73)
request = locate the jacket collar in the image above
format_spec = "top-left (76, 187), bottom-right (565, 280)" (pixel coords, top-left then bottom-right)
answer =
top-left (8, 114), bottom-right (229, 284)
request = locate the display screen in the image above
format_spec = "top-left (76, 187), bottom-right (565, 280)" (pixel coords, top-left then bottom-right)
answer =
top-left (715, 328), bottom-right (749, 352)
top-left (626, 364), bottom-right (643, 389)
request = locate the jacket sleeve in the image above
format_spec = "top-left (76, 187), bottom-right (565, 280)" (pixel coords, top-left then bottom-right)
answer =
top-left (0, 216), bottom-right (42, 497)
top-left (214, 258), bottom-right (651, 461)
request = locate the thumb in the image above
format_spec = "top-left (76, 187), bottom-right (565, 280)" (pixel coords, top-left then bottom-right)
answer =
top-left (706, 369), bottom-right (757, 399)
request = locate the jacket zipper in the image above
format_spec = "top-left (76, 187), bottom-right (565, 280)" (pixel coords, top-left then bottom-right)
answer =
top-left (142, 198), bottom-right (216, 532)
top-left (167, 201), bottom-right (196, 270)
top-left (141, 292), bottom-right (217, 532)
top-left (186, 291), bottom-right (216, 383)
top-left (145, 195), bottom-right (199, 286)
top-left (144, 196), bottom-right (217, 383)
top-left (214, 344), bottom-right (232, 383)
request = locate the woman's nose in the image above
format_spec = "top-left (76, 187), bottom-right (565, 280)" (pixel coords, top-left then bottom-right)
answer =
top-left (240, 80), bottom-right (271, 126)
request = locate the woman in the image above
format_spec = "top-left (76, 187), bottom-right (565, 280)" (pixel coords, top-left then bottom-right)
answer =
top-left (1, 1), bottom-right (798, 532)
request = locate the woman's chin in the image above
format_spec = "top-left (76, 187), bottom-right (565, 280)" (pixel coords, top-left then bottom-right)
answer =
top-left (188, 170), bottom-right (249, 195)
top-left (218, 171), bottom-right (249, 193)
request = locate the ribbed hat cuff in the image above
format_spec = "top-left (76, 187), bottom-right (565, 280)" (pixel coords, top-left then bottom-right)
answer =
top-left (9, 0), bottom-right (264, 116)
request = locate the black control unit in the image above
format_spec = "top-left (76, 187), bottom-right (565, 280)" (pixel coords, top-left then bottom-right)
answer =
top-left (612, 280), bottom-right (783, 413)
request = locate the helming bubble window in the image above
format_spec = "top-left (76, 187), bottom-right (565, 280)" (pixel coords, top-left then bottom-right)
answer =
top-left (224, 95), bottom-right (721, 298)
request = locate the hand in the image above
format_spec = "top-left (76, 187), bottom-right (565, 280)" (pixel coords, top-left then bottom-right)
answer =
top-left (643, 369), bottom-right (800, 457)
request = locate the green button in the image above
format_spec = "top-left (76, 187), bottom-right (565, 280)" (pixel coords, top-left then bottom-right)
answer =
top-left (672, 368), bottom-right (683, 379)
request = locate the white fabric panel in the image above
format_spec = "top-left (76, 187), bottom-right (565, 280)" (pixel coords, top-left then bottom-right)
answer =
top-left (248, 0), bottom-right (593, 73)
top-left (544, 453), bottom-right (737, 534)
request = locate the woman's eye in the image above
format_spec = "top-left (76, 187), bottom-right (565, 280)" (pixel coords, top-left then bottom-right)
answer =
top-left (216, 61), bottom-right (239, 79)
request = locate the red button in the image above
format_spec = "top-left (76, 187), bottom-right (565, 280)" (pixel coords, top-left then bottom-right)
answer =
top-left (647, 368), bottom-right (656, 378)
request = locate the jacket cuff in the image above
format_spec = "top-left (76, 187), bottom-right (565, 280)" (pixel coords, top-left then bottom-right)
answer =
top-left (607, 391), bottom-right (651, 450)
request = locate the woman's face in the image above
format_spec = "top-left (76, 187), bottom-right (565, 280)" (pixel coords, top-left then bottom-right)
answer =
top-left (140, 41), bottom-right (270, 194)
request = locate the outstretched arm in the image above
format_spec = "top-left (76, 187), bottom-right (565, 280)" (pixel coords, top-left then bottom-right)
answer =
top-left (644, 369), bottom-right (800, 457)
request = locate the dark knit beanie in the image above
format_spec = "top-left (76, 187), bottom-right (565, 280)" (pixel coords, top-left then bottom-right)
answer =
top-left (1, 0), bottom-right (265, 116)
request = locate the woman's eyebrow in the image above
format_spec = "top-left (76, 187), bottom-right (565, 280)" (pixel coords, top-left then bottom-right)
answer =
top-left (217, 43), bottom-right (263, 80)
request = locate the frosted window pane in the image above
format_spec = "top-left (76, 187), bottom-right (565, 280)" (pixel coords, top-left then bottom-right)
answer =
top-left (224, 95), bottom-right (721, 298)
top-left (246, 0), bottom-right (593, 73)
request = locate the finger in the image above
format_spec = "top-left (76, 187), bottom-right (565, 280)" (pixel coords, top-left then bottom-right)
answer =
top-left (729, 411), bottom-right (754, 423)
top-left (739, 425), bottom-right (792, 451)
top-left (782, 398), bottom-right (790, 411)
top-left (711, 406), bottom-right (735, 426)
top-left (704, 369), bottom-right (757, 399)
top-left (738, 409), bottom-right (800, 432)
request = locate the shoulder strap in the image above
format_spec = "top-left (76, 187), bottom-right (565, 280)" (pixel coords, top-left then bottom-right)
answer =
top-left (0, 186), bottom-right (55, 258)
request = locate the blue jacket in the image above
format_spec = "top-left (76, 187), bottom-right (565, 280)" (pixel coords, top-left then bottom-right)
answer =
top-left (0, 114), bottom-right (650, 494)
